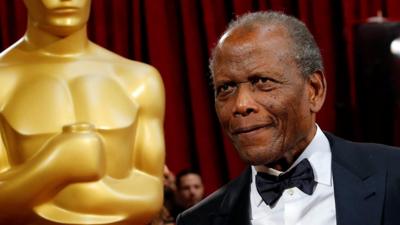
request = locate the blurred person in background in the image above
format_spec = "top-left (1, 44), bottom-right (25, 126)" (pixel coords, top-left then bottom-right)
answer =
top-left (173, 169), bottom-right (204, 217)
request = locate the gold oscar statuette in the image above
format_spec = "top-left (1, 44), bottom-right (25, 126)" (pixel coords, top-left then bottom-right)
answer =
top-left (0, 0), bottom-right (166, 224)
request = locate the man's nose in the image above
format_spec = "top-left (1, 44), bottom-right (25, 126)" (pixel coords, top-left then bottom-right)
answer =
top-left (232, 85), bottom-right (259, 117)
top-left (188, 189), bottom-right (196, 196)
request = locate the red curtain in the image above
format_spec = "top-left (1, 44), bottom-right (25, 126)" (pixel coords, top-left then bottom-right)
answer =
top-left (1, 0), bottom-right (400, 194)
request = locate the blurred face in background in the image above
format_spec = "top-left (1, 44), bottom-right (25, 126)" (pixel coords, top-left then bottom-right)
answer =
top-left (177, 173), bottom-right (204, 208)
top-left (24, 0), bottom-right (91, 36)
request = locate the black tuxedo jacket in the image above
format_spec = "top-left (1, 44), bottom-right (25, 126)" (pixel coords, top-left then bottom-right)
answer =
top-left (177, 133), bottom-right (400, 225)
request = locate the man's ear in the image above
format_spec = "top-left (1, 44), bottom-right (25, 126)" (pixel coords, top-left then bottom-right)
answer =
top-left (307, 71), bottom-right (326, 113)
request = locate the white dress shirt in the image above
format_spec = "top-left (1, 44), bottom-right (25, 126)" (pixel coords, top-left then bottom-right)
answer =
top-left (250, 125), bottom-right (337, 225)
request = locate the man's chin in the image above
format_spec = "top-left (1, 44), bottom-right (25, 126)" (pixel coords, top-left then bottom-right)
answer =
top-left (238, 154), bottom-right (272, 166)
top-left (236, 146), bottom-right (281, 166)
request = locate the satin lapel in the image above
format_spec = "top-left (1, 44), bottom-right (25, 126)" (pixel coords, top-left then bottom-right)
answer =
top-left (209, 167), bottom-right (252, 225)
top-left (327, 133), bottom-right (386, 225)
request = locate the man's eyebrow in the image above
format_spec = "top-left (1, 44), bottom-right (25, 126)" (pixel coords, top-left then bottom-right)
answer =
top-left (213, 79), bottom-right (233, 85)
top-left (248, 73), bottom-right (283, 83)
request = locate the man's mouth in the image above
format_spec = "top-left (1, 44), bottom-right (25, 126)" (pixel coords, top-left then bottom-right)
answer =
top-left (231, 124), bottom-right (271, 135)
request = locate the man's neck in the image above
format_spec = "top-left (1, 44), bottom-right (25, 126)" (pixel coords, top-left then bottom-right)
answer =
top-left (21, 21), bottom-right (89, 57)
top-left (255, 124), bottom-right (318, 173)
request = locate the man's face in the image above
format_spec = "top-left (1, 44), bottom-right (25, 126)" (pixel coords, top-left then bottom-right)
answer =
top-left (24, 0), bottom-right (91, 36)
top-left (213, 25), bottom-right (319, 166)
top-left (177, 174), bottom-right (204, 208)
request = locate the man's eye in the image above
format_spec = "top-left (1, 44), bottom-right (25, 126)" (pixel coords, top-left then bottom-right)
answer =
top-left (216, 82), bottom-right (236, 96)
top-left (250, 76), bottom-right (279, 91)
top-left (251, 77), bottom-right (270, 85)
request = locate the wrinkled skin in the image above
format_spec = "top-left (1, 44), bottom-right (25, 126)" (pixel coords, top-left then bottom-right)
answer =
top-left (212, 24), bottom-right (326, 170)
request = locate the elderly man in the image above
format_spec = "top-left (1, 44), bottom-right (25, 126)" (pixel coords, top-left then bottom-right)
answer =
top-left (177, 11), bottom-right (400, 225)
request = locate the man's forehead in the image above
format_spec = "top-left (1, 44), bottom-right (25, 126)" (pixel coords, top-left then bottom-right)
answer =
top-left (219, 23), bottom-right (289, 46)
top-left (182, 173), bottom-right (201, 179)
top-left (215, 24), bottom-right (292, 60)
top-left (214, 25), bottom-right (292, 66)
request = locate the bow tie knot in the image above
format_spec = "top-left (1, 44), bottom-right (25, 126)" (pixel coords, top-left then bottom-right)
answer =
top-left (255, 158), bottom-right (316, 206)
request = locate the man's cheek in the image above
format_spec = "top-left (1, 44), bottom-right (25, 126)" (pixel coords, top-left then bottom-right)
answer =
top-left (216, 109), bottom-right (229, 124)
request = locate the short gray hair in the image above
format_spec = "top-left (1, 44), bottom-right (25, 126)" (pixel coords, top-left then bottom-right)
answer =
top-left (210, 11), bottom-right (323, 78)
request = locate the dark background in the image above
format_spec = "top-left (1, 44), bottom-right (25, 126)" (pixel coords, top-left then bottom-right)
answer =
top-left (1, 0), bottom-right (400, 194)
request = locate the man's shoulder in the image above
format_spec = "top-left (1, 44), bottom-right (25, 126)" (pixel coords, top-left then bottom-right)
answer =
top-left (177, 167), bottom-right (251, 225)
top-left (176, 184), bottom-right (230, 225)
top-left (178, 177), bottom-right (241, 217)
top-left (325, 131), bottom-right (400, 169)
top-left (181, 182), bottom-right (229, 216)
top-left (325, 132), bottom-right (400, 154)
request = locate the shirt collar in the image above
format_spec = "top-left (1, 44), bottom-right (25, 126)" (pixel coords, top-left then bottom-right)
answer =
top-left (250, 124), bottom-right (332, 207)
top-left (294, 125), bottom-right (332, 186)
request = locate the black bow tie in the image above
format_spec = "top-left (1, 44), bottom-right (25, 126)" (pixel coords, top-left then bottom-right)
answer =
top-left (255, 158), bottom-right (316, 206)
